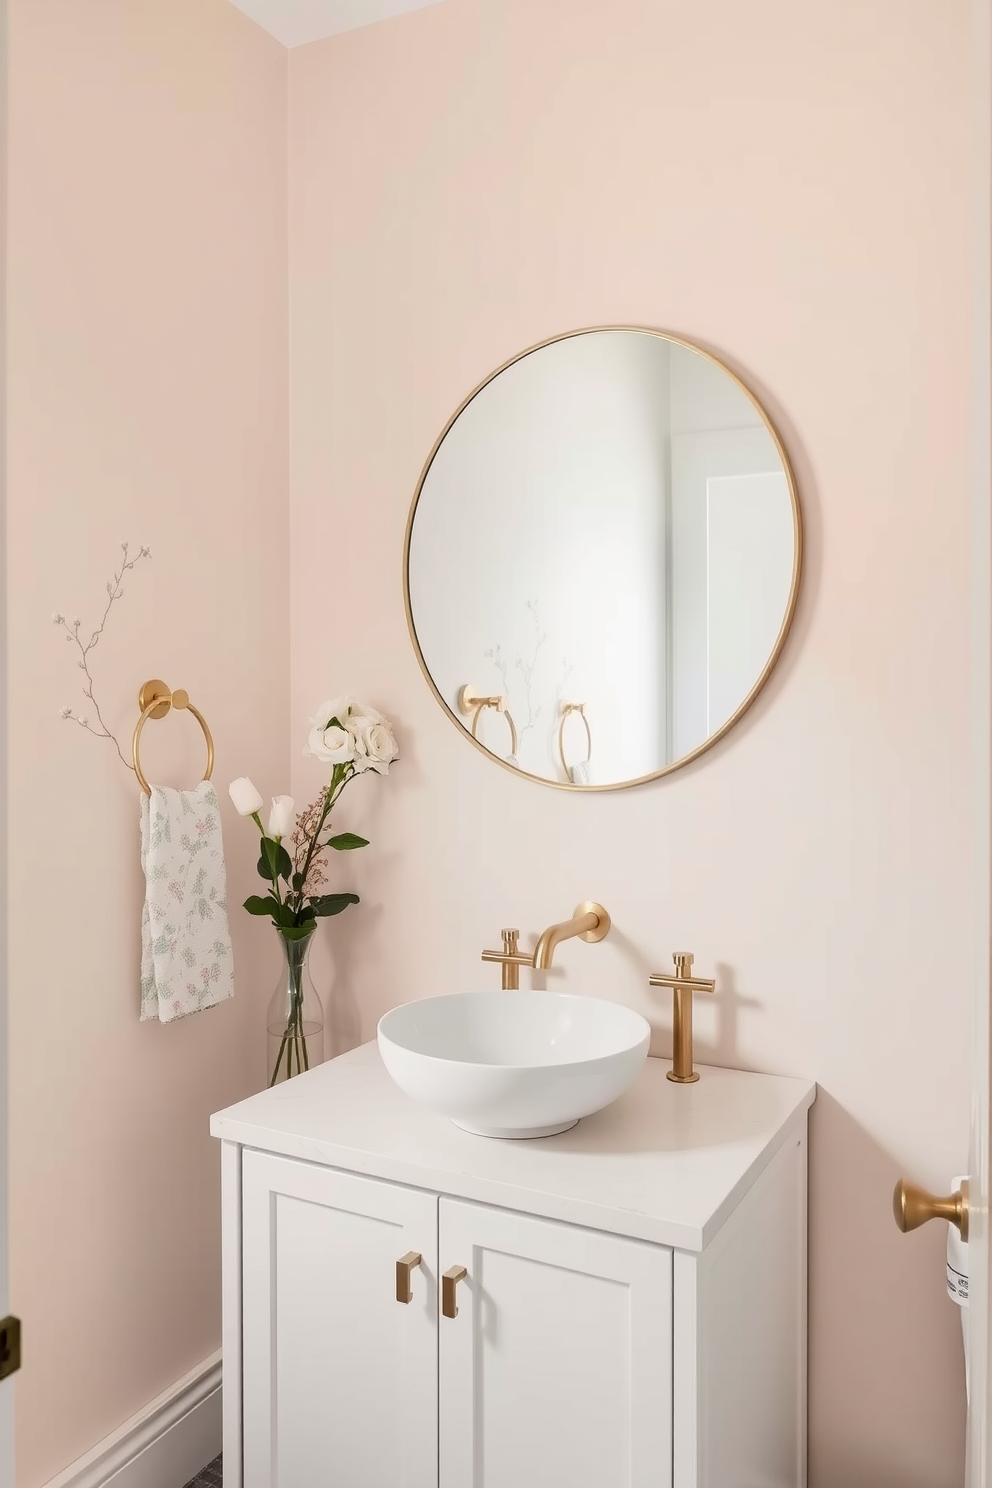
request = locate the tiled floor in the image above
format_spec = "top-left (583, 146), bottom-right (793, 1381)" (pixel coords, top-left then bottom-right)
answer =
top-left (183, 1455), bottom-right (222, 1488)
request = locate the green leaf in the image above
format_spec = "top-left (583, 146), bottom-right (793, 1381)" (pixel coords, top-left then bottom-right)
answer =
top-left (311, 892), bottom-right (360, 918)
top-left (280, 924), bottom-right (315, 942)
top-left (269, 900), bottom-right (297, 929)
top-left (258, 840), bottom-right (293, 883)
top-left (243, 895), bottom-right (278, 916)
top-left (292, 871), bottom-right (305, 892)
top-left (327, 832), bottom-right (369, 852)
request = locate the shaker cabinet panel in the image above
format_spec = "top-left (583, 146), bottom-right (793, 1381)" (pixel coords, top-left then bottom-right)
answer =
top-left (241, 1151), bottom-right (438, 1488)
top-left (438, 1197), bottom-right (673, 1488)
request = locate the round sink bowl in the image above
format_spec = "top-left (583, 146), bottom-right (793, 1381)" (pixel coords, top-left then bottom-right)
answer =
top-left (377, 991), bottom-right (651, 1139)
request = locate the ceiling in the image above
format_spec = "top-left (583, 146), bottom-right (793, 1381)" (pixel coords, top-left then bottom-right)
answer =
top-left (227, 0), bottom-right (445, 47)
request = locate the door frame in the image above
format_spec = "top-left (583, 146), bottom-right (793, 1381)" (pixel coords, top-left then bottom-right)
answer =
top-left (971, 0), bottom-right (992, 1482)
top-left (0, 0), bottom-right (11, 1480)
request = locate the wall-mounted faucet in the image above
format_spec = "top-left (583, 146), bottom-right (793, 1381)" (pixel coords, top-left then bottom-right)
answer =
top-left (482, 902), bottom-right (611, 989)
top-left (532, 902), bottom-right (611, 968)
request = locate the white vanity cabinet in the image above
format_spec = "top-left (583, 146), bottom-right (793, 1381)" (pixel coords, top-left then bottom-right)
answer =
top-left (213, 1043), bottom-right (815, 1488)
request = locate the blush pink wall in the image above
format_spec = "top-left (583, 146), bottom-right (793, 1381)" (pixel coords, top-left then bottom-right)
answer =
top-left (7, 2), bottom-right (288, 1483)
top-left (288, 2), bottom-right (973, 1483)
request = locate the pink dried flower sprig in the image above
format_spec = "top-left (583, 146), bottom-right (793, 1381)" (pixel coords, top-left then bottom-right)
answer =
top-left (292, 793), bottom-right (332, 898)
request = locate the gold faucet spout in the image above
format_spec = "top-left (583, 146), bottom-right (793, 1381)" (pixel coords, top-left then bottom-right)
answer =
top-left (532, 901), bottom-right (611, 969)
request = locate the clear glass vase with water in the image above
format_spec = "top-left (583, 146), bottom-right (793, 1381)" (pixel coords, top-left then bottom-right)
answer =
top-left (267, 927), bottom-right (324, 1086)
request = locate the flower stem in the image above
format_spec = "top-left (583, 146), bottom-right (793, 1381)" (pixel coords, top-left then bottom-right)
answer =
top-left (269, 1026), bottom-right (289, 1086)
top-left (290, 764), bottom-right (352, 915)
top-left (270, 932), bottom-right (316, 1086)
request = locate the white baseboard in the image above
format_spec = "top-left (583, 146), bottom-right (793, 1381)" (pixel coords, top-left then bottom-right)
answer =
top-left (43, 1351), bottom-right (222, 1488)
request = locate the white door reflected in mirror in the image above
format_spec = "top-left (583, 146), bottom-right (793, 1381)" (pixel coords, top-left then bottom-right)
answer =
top-left (405, 327), bottom-right (802, 790)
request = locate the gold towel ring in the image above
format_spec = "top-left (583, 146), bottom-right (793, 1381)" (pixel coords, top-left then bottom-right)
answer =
top-left (558, 702), bottom-right (592, 779)
top-left (458, 684), bottom-right (519, 759)
top-left (132, 679), bottom-right (215, 797)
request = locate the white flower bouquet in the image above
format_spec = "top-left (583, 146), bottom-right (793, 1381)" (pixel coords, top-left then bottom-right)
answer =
top-left (230, 696), bottom-right (399, 1083)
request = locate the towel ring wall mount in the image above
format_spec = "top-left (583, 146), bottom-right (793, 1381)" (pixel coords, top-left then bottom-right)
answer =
top-left (458, 685), bottom-right (519, 759)
top-left (132, 678), bottom-right (215, 796)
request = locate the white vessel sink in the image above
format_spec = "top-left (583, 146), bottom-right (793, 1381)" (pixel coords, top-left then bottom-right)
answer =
top-left (377, 991), bottom-right (651, 1138)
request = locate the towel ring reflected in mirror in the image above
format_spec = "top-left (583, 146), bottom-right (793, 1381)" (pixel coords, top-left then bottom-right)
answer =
top-left (405, 325), bottom-right (803, 791)
top-left (458, 685), bottom-right (519, 762)
top-left (132, 678), bottom-right (215, 796)
top-left (558, 702), bottom-right (592, 782)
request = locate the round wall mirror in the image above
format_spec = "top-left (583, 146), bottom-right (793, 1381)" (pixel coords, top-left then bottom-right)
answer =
top-left (405, 327), bottom-right (802, 790)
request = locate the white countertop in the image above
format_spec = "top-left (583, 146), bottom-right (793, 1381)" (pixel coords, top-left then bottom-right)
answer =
top-left (211, 1045), bottom-right (815, 1252)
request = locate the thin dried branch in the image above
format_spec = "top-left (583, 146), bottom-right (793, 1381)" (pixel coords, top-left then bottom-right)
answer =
top-left (484, 599), bottom-right (547, 747)
top-left (54, 540), bottom-right (152, 770)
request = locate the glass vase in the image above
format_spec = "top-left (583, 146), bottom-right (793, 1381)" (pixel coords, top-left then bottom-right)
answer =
top-left (267, 927), bottom-right (324, 1086)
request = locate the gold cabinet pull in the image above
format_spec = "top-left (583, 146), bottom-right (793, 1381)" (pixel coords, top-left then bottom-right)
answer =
top-left (893, 1177), bottom-right (969, 1242)
top-left (395, 1251), bottom-right (422, 1304)
top-left (442, 1264), bottom-right (468, 1318)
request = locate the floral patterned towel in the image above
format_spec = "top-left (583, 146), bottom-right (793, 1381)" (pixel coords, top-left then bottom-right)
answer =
top-left (140, 780), bottom-right (235, 1023)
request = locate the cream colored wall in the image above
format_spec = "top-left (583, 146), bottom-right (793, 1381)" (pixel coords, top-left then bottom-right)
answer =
top-left (7, 2), bottom-right (288, 1483)
top-left (288, 2), bottom-right (973, 1484)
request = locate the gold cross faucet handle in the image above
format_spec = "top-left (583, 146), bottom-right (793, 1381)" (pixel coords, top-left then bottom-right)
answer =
top-left (481, 928), bottom-right (535, 990)
top-left (648, 952), bottom-right (717, 997)
top-left (648, 952), bottom-right (716, 1084)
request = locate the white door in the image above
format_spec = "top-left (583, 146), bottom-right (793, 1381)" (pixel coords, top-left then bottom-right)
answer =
top-left (704, 469), bottom-right (794, 733)
top-left (438, 1197), bottom-right (673, 1488)
top-left (241, 1151), bottom-right (438, 1488)
top-left (669, 425), bottom-right (792, 759)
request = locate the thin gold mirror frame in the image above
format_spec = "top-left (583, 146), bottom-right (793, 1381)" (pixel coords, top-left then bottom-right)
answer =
top-left (402, 325), bottom-right (803, 792)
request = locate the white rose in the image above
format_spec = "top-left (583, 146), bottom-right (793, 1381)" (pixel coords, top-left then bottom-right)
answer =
top-left (352, 718), bottom-right (399, 775)
top-left (345, 713), bottom-right (375, 763)
top-left (229, 776), bottom-right (264, 816)
top-left (268, 795), bottom-right (295, 838)
top-left (346, 702), bottom-right (388, 771)
top-left (349, 699), bottom-right (385, 726)
top-left (310, 696), bottom-right (356, 731)
top-left (305, 722), bottom-right (355, 764)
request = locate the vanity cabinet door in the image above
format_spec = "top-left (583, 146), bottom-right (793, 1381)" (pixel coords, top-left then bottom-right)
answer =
top-left (241, 1150), bottom-right (438, 1488)
top-left (438, 1198), bottom-right (673, 1488)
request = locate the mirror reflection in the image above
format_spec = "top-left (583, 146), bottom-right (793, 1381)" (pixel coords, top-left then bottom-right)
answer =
top-left (406, 329), bottom-right (801, 789)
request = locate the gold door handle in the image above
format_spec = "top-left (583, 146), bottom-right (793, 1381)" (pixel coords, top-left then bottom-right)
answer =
top-left (442, 1265), bottom-right (468, 1319)
top-left (395, 1251), bottom-right (422, 1304)
top-left (893, 1177), bottom-right (969, 1241)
